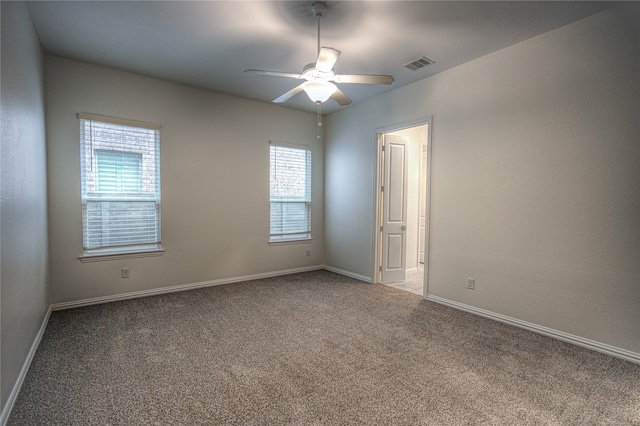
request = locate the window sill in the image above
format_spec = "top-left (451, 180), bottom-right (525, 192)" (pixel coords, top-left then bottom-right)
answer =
top-left (268, 238), bottom-right (313, 246)
top-left (79, 248), bottom-right (165, 263)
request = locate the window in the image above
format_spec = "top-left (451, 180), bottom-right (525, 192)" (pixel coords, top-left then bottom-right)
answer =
top-left (79, 113), bottom-right (161, 255)
top-left (96, 150), bottom-right (142, 193)
top-left (269, 142), bottom-right (312, 242)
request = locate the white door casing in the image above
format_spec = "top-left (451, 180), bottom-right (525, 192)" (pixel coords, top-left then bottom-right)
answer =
top-left (419, 142), bottom-right (427, 264)
top-left (381, 134), bottom-right (409, 283)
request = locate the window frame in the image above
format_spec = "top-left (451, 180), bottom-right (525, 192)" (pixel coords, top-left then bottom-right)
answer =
top-left (269, 141), bottom-right (312, 244)
top-left (78, 113), bottom-right (163, 260)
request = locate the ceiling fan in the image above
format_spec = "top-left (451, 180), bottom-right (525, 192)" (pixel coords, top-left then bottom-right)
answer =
top-left (245, 2), bottom-right (395, 107)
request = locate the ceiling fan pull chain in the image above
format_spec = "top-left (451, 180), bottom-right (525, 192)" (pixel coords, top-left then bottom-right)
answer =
top-left (317, 101), bottom-right (322, 140)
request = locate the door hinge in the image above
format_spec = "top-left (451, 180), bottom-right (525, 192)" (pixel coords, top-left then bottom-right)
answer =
top-left (381, 185), bottom-right (384, 192)
top-left (380, 225), bottom-right (383, 232)
top-left (382, 145), bottom-right (385, 152)
top-left (379, 266), bottom-right (383, 272)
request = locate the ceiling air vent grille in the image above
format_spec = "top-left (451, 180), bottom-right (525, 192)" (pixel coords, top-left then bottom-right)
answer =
top-left (404, 57), bottom-right (435, 71)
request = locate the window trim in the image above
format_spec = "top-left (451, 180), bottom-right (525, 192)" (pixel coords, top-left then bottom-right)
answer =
top-left (78, 113), bottom-right (162, 259)
top-left (78, 248), bottom-right (165, 263)
top-left (76, 112), bottom-right (160, 130)
top-left (267, 238), bottom-right (313, 247)
top-left (269, 141), bottom-right (312, 244)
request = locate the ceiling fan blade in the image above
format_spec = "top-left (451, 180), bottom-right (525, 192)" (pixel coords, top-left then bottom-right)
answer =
top-left (331, 88), bottom-right (352, 106)
top-left (273, 84), bottom-right (305, 103)
top-left (245, 69), bottom-right (303, 79)
top-left (316, 47), bottom-right (341, 72)
top-left (334, 74), bottom-right (395, 85)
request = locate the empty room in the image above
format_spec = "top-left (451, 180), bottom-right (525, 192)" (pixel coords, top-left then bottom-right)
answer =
top-left (2, 1), bottom-right (639, 424)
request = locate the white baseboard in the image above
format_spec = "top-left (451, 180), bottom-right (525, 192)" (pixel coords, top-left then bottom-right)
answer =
top-left (322, 265), bottom-right (372, 283)
top-left (1, 306), bottom-right (52, 426)
top-left (50, 265), bottom-right (375, 312)
top-left (52, 265), bottom-right (325, 311)
top-left (427, 295), bottom-right (640, 365)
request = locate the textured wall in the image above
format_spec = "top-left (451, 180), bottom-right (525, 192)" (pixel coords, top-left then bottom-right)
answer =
top-left (0, 1), bottom-right (49, 417)
top-left (46, 56), bottom-right (322, 304)
top-left (324, 7), bottom-right (640, 353)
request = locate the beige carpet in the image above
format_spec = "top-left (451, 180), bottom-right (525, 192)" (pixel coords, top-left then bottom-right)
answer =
top-left (9, 270), bottom-right (640, 425)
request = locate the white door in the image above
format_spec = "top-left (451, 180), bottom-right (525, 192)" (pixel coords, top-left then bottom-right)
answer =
top-left (381, 134), bottom-right (409, 283)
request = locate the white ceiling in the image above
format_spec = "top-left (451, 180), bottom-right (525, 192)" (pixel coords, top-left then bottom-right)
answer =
top-left (27, 1), bottom-right (613, 114)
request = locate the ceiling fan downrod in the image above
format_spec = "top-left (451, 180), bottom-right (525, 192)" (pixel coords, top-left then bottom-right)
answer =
top-left (311, 2), bottom-right (327, 58)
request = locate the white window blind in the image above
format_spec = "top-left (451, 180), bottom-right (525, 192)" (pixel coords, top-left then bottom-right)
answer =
top-left (79, 115), bottom-right (161, 254)
top-left (270, 142), bottom-right (312, 242)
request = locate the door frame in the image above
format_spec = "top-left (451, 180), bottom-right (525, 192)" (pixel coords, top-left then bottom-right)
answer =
top-left (373, 117), bottom-right (432, 297)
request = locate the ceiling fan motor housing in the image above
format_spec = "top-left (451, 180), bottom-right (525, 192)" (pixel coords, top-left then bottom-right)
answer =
top-left (303, 63), bottom-right (334, 81)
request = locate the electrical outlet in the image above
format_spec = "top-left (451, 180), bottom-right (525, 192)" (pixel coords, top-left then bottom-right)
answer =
top-left (122, 268), bottom-right (130, 279)
top-left (306, 249), bottom-right (311, 257)
top-left (467, 278), bottom-right (475, 290)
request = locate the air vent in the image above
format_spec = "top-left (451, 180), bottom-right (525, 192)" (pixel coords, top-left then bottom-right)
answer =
top-left (403, 57), bottom-right (435, 71)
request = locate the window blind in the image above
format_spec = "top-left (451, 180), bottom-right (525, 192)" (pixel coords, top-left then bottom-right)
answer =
top-left (80, 117), bottom-right (161, 253)
top-left (269, 143), bottom-right (312, 242)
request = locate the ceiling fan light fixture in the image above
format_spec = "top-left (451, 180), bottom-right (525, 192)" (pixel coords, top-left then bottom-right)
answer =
top-left (302, 80), bottom-right (336, 103)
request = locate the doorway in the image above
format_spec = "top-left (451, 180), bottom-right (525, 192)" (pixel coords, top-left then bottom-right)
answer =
top-left (374, 119), bottom-right (431, 297)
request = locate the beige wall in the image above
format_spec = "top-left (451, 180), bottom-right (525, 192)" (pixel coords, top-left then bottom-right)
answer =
top-left (324, 7), bottom-right (640, 354)
top-left (0, 1), bottom-right (50, 417)
top-left (46, 56), bottom-right (322, 304)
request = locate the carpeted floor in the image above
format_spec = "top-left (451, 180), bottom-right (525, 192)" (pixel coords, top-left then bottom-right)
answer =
top-left (9, 270), bottom-right (640, 425)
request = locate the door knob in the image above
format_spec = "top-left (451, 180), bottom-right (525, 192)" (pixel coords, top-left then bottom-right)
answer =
top-left (401, 225), bottom-right (407, 230)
